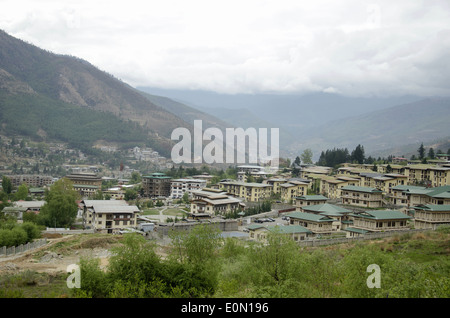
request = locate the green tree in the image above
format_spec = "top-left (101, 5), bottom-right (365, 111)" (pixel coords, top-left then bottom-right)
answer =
top-left (418, 143), bottom-right (425, 160)
top-left (1, 176), bottom-right (12, 195)
top-left (300, 149), bottom-right (313, 165)
top-left (428, 147), bottom-right (435, 159)
top-left (38, 178), bottom-right (79, 228)
top-left (14, 183), bottom-right (29, 201)
top-left (351, 144), bottom-right (365, 164)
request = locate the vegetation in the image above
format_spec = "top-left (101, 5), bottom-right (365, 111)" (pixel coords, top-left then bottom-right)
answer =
top-left (0, 226), bottom-right (448, 298)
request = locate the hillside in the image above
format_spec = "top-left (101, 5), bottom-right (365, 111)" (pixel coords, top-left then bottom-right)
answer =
top-left (296, 98), bottom-right (450, 156)
top-left (0, 30), bottom-right (193, 157)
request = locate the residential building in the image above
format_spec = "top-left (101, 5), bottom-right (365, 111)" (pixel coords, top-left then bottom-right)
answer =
top-left (6, 175), bottom-right (54, 188)
top-left (294, 195), bottom-right (329, 211)
top-left (413, 204), bottom-right (450, 230)
top-left (264, 178), bottom-right (287, 194)
top-left (190, 188), bottom-right (244, 217)
top-left (219, 181), bottom-right (273, 202)
top-left (142, 173), bottom-right (171, 198)
top-left (403, 185), bottom-right (450, 207)
top-left (345, 210), bottom-right (411, 237)
top-left (247, 224), bottom-right (313, 242)
top-left (81, 200), bottom-right (140, 234)
top-left (301, 203), bottom-right (352, 231)
top-left (65, 173), bottom-right (102, 198)
top-left (341, 185), bottom-right (383, 208)
top-left (387, 185), bottom-right (427, 207)
top-left (279, 180), bottom-right (308, 203)
top-left (286, 211), bottom-right (335, 235)
top-left (403, 164), bottom-right (450, 187)
top-left (319, 176), bottom-right (360, 199)
top-left (170, 178), bottom-right (207, 199)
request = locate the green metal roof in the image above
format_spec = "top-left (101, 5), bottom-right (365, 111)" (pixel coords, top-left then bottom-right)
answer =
top-left (344, 227), bottom-right (369, 234)
top-left (266, 225), bottom-right (312, 234)
top-left (296, 195), bottom-right (328, 201)
top-left (350, 210), bottom-right (411, 220)
top-left (286, 211), bottom-right (335, 222)
top-left (413, 204), bottom-right (450, 212)
top-left (302, 203), bottom-right (351, 216)
top-left (341, 185), bottom-right (382, 193)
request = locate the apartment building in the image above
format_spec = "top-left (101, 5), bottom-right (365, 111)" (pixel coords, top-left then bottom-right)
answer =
top-left (301, 203), bottom-right (352, 231)
top-left (170, 178), bottom-right (207, 199)
top-left (341, 185), bottom-right (383, 208)
top-left (190, 188), bottom-right (244, 217)
top-left (65, 173), bottom-right (102, 198)
top-left (219, 181), bottom-right (273, 202)
top-left (279, 180), bottom-right (308, 203)
top-left (404, 165), bottom-right (450, 187)
top-left (6, 174), bottom-right (54, 188)
top-left (81, 200), bottom-right (140, 234)
top-left (413, 204), bottom-right (450, 230)
top-left (345, 210), bottom-right (411, 237)
top-left (286, 211), bottom-right (335, 235)
top-left (294, 195), bottom-right (328, 211)
top-left (142, 173), bottom-right (171, 198)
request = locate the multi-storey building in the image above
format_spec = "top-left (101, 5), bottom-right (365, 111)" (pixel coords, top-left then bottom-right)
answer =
top-left (65, 173), bottom-right (102, 198)
top-left (6, 174), bottom-right (54, 188)
top-left (190, 188), bottom-right (244, 217)
top-left (142, 173), bottom-right (171, 198)
top-left (340, 185), bottom-right (383, 208)
top-left (81, 200), bottom-right (140, 234)
top-left (413, 204), bottom-right (450, 230)
top-left (170, 178), bottom-right (207, 199)
top-left (219, 181), bottom-right (273, 202)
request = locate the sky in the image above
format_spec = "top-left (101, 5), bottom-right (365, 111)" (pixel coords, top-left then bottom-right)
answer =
top-left (1, 0), bottom-right (450, 97)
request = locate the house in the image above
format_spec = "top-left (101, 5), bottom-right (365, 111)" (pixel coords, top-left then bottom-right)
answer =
top-left (294, 195), bottom-right (328, 211)
top-left (142, 173), bottom-right (172, 198)
top-left (190, 188), bottom-right (245, 217)
top-left (170, 178), bottom-right (207, 199)
top-left (219, 181), bottom-right (273, 202)
top-left (81, 200), bottom-right (140, 234)
top-left (286, 211), bottom-right (335, 235)
top-left (247, 224), bottom-right (313, 242)
top-left (413, 204), bottom-right (450, 230)
top-left (340, 185), bottom-right (383, 208)
top-left (345, 210), bottom-right (411, 237)
top-left (301, 203), bottom-right (352, 231)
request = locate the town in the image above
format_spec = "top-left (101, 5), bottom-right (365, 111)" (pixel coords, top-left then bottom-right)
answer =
top-left (1, 136), bottom-right (449, 247)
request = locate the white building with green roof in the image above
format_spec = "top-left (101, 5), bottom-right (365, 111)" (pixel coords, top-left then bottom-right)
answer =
top-left (301, 203), bottom-right (352, 231)
top-left (294, 195), bottom-right (328, 210)
top-left (286, 211), bottom-right (335, 234)
top-left (341, 185), bottom-right (383, 208)
top-left (247, 224), bottom-right (313, 242)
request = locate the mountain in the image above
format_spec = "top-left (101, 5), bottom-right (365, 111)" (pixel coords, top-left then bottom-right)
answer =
top-left (297, 98), bottom-right (450, 158)
top-left (0, 30), bottom-right (195, 157)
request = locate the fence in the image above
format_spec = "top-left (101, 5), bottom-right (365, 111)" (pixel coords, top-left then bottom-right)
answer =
top-left (297, 229), bottom-right (431, 247)
top-left (0, 238), bottom-right (47, 258)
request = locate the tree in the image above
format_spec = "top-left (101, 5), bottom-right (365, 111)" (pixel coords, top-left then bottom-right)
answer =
top-left (15, 183), bottom-right (28, 201)
top-left (38, 178), bottom-right (79, 228)
top-left (351, 144), bottom-right (365, 164)
top-left (300, 149), bottom-right (313, 165)
top-left (1, 176), bottom-right (12, 195)
top-left (418, 143), bottom-right (425, 160)
top-left (428, 147), bottom-right (435, 159)
top-left (293, 156), bottom-right (301, 167)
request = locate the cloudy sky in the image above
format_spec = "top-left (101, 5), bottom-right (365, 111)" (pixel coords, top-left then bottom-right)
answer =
top-left (1, 0), bottom-right (450, 96)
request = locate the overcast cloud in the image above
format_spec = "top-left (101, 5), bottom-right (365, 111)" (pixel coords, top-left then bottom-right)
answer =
top-left (1, 0), bottom-right (450, 96)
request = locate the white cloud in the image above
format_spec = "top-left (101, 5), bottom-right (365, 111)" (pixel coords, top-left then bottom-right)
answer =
top-left (0, 0), bottom-right (449, 96)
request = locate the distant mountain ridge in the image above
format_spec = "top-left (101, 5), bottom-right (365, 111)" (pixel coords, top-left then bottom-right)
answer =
top-left (0, 30), bottom-right (201, 157)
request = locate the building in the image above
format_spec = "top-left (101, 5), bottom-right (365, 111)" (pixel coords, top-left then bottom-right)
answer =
top-left (387, 185), bottom-right (427, 207)
top-left (403, 164), bottom-right (450, 187)
top-left (345, 210), bottom-right (411, 237)
top-left (319, 176), bottom-right (360, 199)
top-left (6, 175), bottom-right (54, 188)
top-left (279, 180), bottom-right (308, 203)
top-left (247, 224), bottom-right (313, 242)
top-left (340, 185), bottom-right (383, 208)
top-left (286, 211), bottom-right (335, 235)
top-left (413, 204), bottom-right (450, 230)
top-left (170, 178), bottom-right (207, 199)
top-left (219, 181), bottom-right (273, 202)
top-left (294, 195), bottom-right (329, 211)
top-left (301, 203), bottom-right (352, 231)
top-left (65, 173), bottom-right (102, 198)
top-left (403, 185), bottom-right (450, 207)
top-left (190, 188), bottom-right (244, 217)
top-left (81, 200), bottom-right (140, 234)
top-left (142, 173), bottom-right (171, 198)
